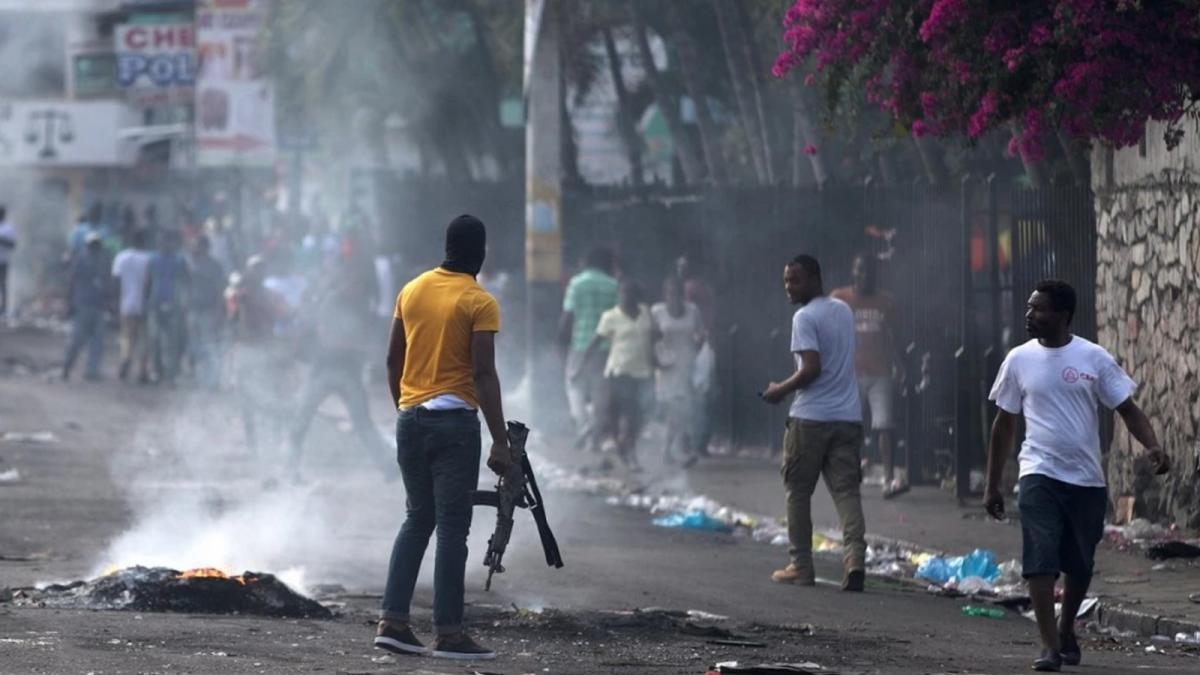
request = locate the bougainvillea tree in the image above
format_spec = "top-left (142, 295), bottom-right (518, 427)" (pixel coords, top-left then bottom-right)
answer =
top-left (773, 0), bottom-right (1200, 161)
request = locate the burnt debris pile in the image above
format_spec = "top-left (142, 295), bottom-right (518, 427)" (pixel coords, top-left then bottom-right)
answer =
top-left (5, 566), bottom-right (332, 619)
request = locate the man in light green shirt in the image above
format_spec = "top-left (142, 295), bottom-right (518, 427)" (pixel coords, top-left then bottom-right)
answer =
top-left (558, 248), bottom-right (618, 451)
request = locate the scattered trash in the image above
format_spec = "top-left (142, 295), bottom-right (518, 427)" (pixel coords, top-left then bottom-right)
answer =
top-left (1021, 597), bottom-right (1099, 622)
top-left (1076, 597), bottom-right (1099, 619)
top-left (953, 576), bottom-right (994, 594)
top-left (1102, 575), bottom-right (1150, 585)
top-left (0, 431), bottom-right (56, 444)
top-left (715, 662), bottom-right (835, 674)
top-left (652, 511), bottom-right (733, 533)
top-left (916, 549), bottom-right (1000, 585)
top-left (687, 609), bottom-right (729, 622)
top-left (1175, 631), bottom-right (1200, 645)
top-left (961, 605), bottom-right (1005, 619)
top-left (1113, 496), bottom-right (1137, 525)
top-left (707, 638), bottom-right (767, 648)
top-left (1146, 540), bottom-right (1200, 560)
top-left (0, 468), bottom-right (19, 483)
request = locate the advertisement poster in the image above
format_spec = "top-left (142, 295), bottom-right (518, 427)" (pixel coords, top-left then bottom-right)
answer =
top-left (195, 0), bottom-right (275, 167)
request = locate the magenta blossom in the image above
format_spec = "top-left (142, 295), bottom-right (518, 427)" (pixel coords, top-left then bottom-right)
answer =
top-left (775, 0), bottom-right (1200, 152)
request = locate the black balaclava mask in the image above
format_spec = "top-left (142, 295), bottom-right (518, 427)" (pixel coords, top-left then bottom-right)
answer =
top-left (440, 214), bottom-right (487, 276)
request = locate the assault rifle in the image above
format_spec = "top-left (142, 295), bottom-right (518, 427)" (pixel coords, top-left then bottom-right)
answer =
top-left (471, 421), bottom-right (564, 590)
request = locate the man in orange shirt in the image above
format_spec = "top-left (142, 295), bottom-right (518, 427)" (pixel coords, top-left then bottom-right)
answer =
top-left (831, 253), bottom-right (907, 498)
top-left (375, 215), bottom-right (511, 661)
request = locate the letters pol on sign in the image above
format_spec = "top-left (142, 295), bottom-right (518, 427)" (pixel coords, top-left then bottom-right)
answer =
top-left (115, 23), bottom-right (197, 105)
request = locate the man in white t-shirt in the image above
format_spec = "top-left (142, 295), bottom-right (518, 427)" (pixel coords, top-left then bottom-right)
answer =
top-left (762, 254), bottom-right (866, 592)
top-left (112, 229), bottom-right (154, 383)
top-left (985, 279), bottom-right (1168, 672)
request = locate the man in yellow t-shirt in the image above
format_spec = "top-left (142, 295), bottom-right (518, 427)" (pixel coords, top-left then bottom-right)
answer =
top-left (375, 215), bottom-right (510, 662)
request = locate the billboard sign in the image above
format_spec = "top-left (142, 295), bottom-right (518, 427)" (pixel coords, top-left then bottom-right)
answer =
top-left (115, 22), bottom-right (197, 105)
top-left (0, 100), bottom-right (138, 167)
top-left (195, 0), bottom-right (275, 167)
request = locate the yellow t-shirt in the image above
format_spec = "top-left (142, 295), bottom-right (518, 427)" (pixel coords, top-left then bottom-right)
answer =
top-left (395, 268), bottom-right (500, 409)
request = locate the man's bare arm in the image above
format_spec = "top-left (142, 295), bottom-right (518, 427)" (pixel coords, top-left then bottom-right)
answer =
top-left (385, 316), bottom-right (405, 408)
top-left (472, 331), bottom-right (511, 475)
top-left (1115, 398), bottom-right (1170, 474)
top-left (762, 350), bottom-right (820, 403)
top-left (983, 409), bottom-right (1017, 518)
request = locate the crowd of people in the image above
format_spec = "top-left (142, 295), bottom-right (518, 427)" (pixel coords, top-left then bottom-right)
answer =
top-left (56, 202), bottom-right (394, 480)
top-left (559, 248), bottom-right (716, 471)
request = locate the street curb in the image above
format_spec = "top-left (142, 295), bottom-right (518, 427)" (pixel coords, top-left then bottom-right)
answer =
top-left (861, 533), bottom-right (1200, 640)
top-left (1097, 603), bottom-right (1200, 639)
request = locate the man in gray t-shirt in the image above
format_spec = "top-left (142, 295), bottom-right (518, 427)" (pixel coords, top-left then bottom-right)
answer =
top-left (762, 254), bottom-right (867, 591)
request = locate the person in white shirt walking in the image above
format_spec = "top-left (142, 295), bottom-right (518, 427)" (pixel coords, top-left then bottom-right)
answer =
top-left (984, 279), bottom-right (1169, 672)
top-left (112, 230), bottom-right (154, 383)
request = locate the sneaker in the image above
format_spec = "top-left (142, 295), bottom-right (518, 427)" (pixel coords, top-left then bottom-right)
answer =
top-left (1059, 632), bottom-right (1081, 666)
top-left (373, 621), bottom-right (426, 656)
top-left (1033, 648), bottom-right (1062, 672)
top-left (842, 569), bottom-right (865, 592)
top-left (771, 563), bottom-right (815, 586)
top-left (430, 632), bottom-right (495, 660)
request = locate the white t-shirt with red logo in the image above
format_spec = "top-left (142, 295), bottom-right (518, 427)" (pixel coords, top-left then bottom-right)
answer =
top-left (989, 336), bottom-right (1137, 487)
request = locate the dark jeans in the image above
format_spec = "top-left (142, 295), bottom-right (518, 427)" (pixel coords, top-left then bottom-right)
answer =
top-left (63, 306), bottom-right (104, 378)
top-left (381, 407), bottom-right (481, 635)
top-left (151, 304), bottom-right (186, 382)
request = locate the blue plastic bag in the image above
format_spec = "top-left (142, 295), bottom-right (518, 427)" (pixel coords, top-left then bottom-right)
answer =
top-left (652, 510), bottom-right (733, 533)
top-left (915, 548), bottom-right (1000, 584)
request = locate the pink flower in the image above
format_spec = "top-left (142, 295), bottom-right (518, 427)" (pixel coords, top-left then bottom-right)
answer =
top-left (803, 144), bottom-right (819, 156)
top-left (912, 120), bottom-right (930, 137)
top-left (1029, 23), bottom-right (1052, 45)
top-left (967, 92), bottom-right (999, 138)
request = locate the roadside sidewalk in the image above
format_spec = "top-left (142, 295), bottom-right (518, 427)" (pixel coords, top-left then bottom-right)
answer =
top-left (689, 455), bottom-right (1200, 639)
top-left (536, 436), bottom-right (1200, 640)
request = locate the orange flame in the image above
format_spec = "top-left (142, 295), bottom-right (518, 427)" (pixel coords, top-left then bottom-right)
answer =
top-left (177, 568), bottom-right (247, 585)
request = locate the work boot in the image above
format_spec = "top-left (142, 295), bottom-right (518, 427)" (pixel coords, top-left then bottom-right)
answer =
top-left (1059, 631), bottom-right (1081, 666)
top-left (430, 632), bottom-right (495, 660)
top-left (771, 563), bottom-right (815, 586)
top-left (373, 620), bottom-right (426, 656)
top-left (1033, 648), bottom-right (1062, 672)
top-left (842, 568), bottom-right (865, 592)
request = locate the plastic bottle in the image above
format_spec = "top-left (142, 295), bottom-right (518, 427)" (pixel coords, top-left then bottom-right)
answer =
top-left (961, 605), bottom-right (1006, 619)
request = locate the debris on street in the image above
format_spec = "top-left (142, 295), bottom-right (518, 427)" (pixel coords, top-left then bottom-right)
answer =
top-left (712, 661), bottom-right (836, 674)
top-left (4, 566), bottom-right (332, 619)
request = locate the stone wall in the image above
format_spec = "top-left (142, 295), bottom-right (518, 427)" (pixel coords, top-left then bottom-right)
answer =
top-left (1094, 123), bottom-right (1200, 526)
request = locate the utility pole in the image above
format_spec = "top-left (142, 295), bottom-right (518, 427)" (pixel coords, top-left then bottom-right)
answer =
top-left (524, 0), bottom-right (564, 417)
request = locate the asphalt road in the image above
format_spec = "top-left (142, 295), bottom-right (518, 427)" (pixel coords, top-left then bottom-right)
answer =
top-left (2, 327), bottom-right (1197, 674)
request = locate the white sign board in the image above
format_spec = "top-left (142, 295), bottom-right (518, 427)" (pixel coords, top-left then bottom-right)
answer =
top-left (195, 0), bottom-right (275, 167)
top-left (115, 22), bottom-right (197, 105)
top-left (0, 100), bottom-right (138, 167)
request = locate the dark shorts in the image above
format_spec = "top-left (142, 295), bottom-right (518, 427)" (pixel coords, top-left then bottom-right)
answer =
top-left (1018, 474), bottom-right (1107, 579)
